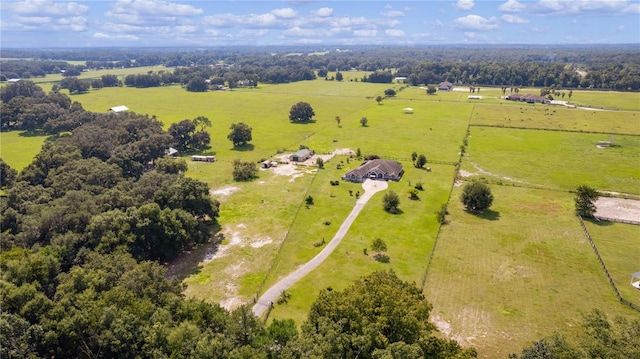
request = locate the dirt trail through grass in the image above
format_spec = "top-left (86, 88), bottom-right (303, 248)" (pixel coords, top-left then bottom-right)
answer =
top-left (252, 179), bottom-right (388, 317)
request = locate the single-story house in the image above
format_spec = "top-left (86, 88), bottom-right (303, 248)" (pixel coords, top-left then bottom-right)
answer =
top-left (438, 81), bottom-right (454, 91)
top-left (290, 148), bottom-right (313, 162)
top-left (506, 93), bottom-right (550, 104)
top-left (108, 105), bottom-right (129, 113)
top-left (342, 159), bottom-right (404, 183)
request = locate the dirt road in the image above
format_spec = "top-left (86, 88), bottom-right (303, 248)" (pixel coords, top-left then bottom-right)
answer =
top-left (252, 179), bottom-right (388, 317)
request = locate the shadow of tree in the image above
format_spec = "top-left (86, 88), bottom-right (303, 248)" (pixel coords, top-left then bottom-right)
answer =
top-left (468, 209), bottom-right (500, 221)
top-left (165, 223), bottom-right (223, 280)
top-left (231, 143), bottom-right (255, 152)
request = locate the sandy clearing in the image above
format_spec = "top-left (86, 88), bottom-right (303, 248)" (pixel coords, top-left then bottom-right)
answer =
top-left (211, 186), bottom-right (240, 197)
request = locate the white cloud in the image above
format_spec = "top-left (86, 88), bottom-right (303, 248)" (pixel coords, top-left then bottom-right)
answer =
top-left (531, 0), bottom-right (638, 15)
top-left (499, 0), bottom-right (526, 12)
top-left (622, 2), bottom-right (640, 13)
top-left (272, 8), bottom-right (297, 18)
top-left (92, 32), bottom-right (139, 41)
top-left (110, 0), bottom-right (203, 17)
top-left (204, 12), bottom-right (280, 28)
top-left (385, 29), bottom-right (406, 37)
top-left (454, 14), bottom-right (499, 30)
top-left (501, 14), bottom-right (528, 23)
top-left (455, 0), bottom-right (475, 11)
top-left (15, 16), bottom-right (51, 25)
top-left (617, 25), bottom-right (625, 31)
top-left (381, 10), bottom-right (405, 17)
top-left (315, 7), bottom-right (333, 17)
top-left (353, 29), bottom-right (377, 37)
top-left (2, 0), bottom-right (88, 16)
top-left (175, 25), bottom-right (197, 33)
top-left (53, 16), bottom-right (87, 31)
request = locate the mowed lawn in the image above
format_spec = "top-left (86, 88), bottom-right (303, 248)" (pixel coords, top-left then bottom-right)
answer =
top-left (424, 185), bottom-right (638, 358)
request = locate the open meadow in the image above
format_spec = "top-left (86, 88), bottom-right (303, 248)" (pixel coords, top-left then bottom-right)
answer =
top-left (2, 77), bottom-right (639, 358)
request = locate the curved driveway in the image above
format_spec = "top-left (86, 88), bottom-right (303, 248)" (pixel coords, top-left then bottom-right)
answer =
top-left (252, 179), bottom-right (388, 317)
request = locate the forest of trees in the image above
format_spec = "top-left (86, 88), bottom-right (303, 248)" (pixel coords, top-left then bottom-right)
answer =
top-left (2, 45), bottom-right (639, 90)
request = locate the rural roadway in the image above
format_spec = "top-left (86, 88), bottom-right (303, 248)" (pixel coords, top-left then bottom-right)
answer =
top-left (252, 179), bottom-right (388, 317)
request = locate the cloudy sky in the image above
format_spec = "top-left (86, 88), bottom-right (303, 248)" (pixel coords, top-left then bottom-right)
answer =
top-left (1, 0), bottom-right (639, 48)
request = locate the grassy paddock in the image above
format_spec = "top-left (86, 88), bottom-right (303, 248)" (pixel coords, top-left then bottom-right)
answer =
top-left (471, 103), bottom-right (640, 135)
top-left (585, 220), bottom-right (640, 304)
top-left (424, 184), bottom-right (638, 358)
top-left (465, 127), bottom-right (640, 193)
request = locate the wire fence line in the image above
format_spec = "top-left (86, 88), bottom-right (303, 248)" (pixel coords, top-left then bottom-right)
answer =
top-left (578, 215), bottom-right (640, 313)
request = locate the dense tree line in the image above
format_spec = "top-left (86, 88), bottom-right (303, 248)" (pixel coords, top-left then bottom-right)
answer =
top-left (0, 60), bottom-right (70, 80)
top-left (5, 46), bottom-right (638, 90)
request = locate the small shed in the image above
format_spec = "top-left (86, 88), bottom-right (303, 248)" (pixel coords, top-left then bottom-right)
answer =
top-left (165, 147), bottom-right (178, 156)
top-left (438, 81), bottom-right (454, 91)
top-left (108, 105), bottom-right (129, 113)
top-left (7, 78), bottom-right (22, 83)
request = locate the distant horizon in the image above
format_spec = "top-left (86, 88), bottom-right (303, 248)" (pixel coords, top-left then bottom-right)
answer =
top-left (1, 0), bottom-right (639, 48)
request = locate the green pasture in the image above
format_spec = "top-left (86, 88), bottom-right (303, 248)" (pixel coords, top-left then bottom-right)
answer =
top-left (424, 185), bottom-right (638, 358)
top-left (464, 127), bottom-right (640, 194)
top-left (0, 131), bottom-right (49, 171)
top-left (27, 65), bottom-right (168, 85)
top-left (471, 103), bottom-right (640, 135)
top-left (2, 76), bottom-right (639, 357)
top-left (568, 89), bottom-right (640, 111)
top-left (266, 162), bottom-right (455, 325)
top-left (585, 220), bottom-right (640, 304)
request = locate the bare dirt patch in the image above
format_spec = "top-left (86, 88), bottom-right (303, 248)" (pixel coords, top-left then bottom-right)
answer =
top-left (210, 186), bottom-right (240, 197)
top-left (594, 197), bottom-right (640, 223)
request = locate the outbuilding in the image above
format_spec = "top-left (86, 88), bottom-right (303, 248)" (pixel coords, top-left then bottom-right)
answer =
top-left (290, 148), bottom-right (313, 162)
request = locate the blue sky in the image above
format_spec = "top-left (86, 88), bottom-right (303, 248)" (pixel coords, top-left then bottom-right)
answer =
top-left (1, 0), bottom-right (639, 48)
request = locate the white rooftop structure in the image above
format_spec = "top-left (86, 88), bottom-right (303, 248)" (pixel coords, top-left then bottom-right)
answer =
top-left (108, 105), bottom-right (129, 113)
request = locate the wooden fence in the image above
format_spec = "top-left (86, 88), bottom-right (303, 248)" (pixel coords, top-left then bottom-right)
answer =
top-left (578, 215), bottom-right (640, 312)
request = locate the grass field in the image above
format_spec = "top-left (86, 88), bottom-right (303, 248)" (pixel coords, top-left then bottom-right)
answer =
top-left (585, 220), bottom-right (640, 304)
top-left (424, 185), bottom-right (638, 358)
top-left (3, 76), bottom-right (640, 358)
top-left (0, 131), bottom-right (50, 170)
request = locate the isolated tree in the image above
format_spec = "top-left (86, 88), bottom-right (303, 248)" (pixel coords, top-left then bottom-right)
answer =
top-left (232, 159), bottom-right (257, 181)
top-left (316, 157), bottom-right (324, 169)
top-left (416, 154), bottom-right (427, 168)
top-left (227, 122), bottom-right (253, 147)
top-left (169, 119), bottom-right (197, 151)
top-left (335, 116), bottom-right (341, 127)
top-left (568, 89), bottom-right (573, 101)
top-left (317, 68), bottom-right (328, 78)
top-left (383, 191), bottom-right (400, 213)
top-left (289, 102), bottom-right (315, 123)
top-left (460, 181), bottom-right (494, 211)
top-left (376, 95), bottom-right (383, 105)
top-left (574, 185), bottom-right (599, 217)
top-left (305, 195), bottom-right (314, 205)
top-left (360, 117), bottom-right (368, 127)
top-left (335, 71), bottom-right (343, 81)
top-left (411, 151), bottom-right (418, 164)
top-left (370, 238), bottom-right (387, 255)
top-left (384, 89), bottom-right (396, 97)
top-left (192, 115), bottom-right (211, 132)
top-left (426, 85), bottom-right (437, 95)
